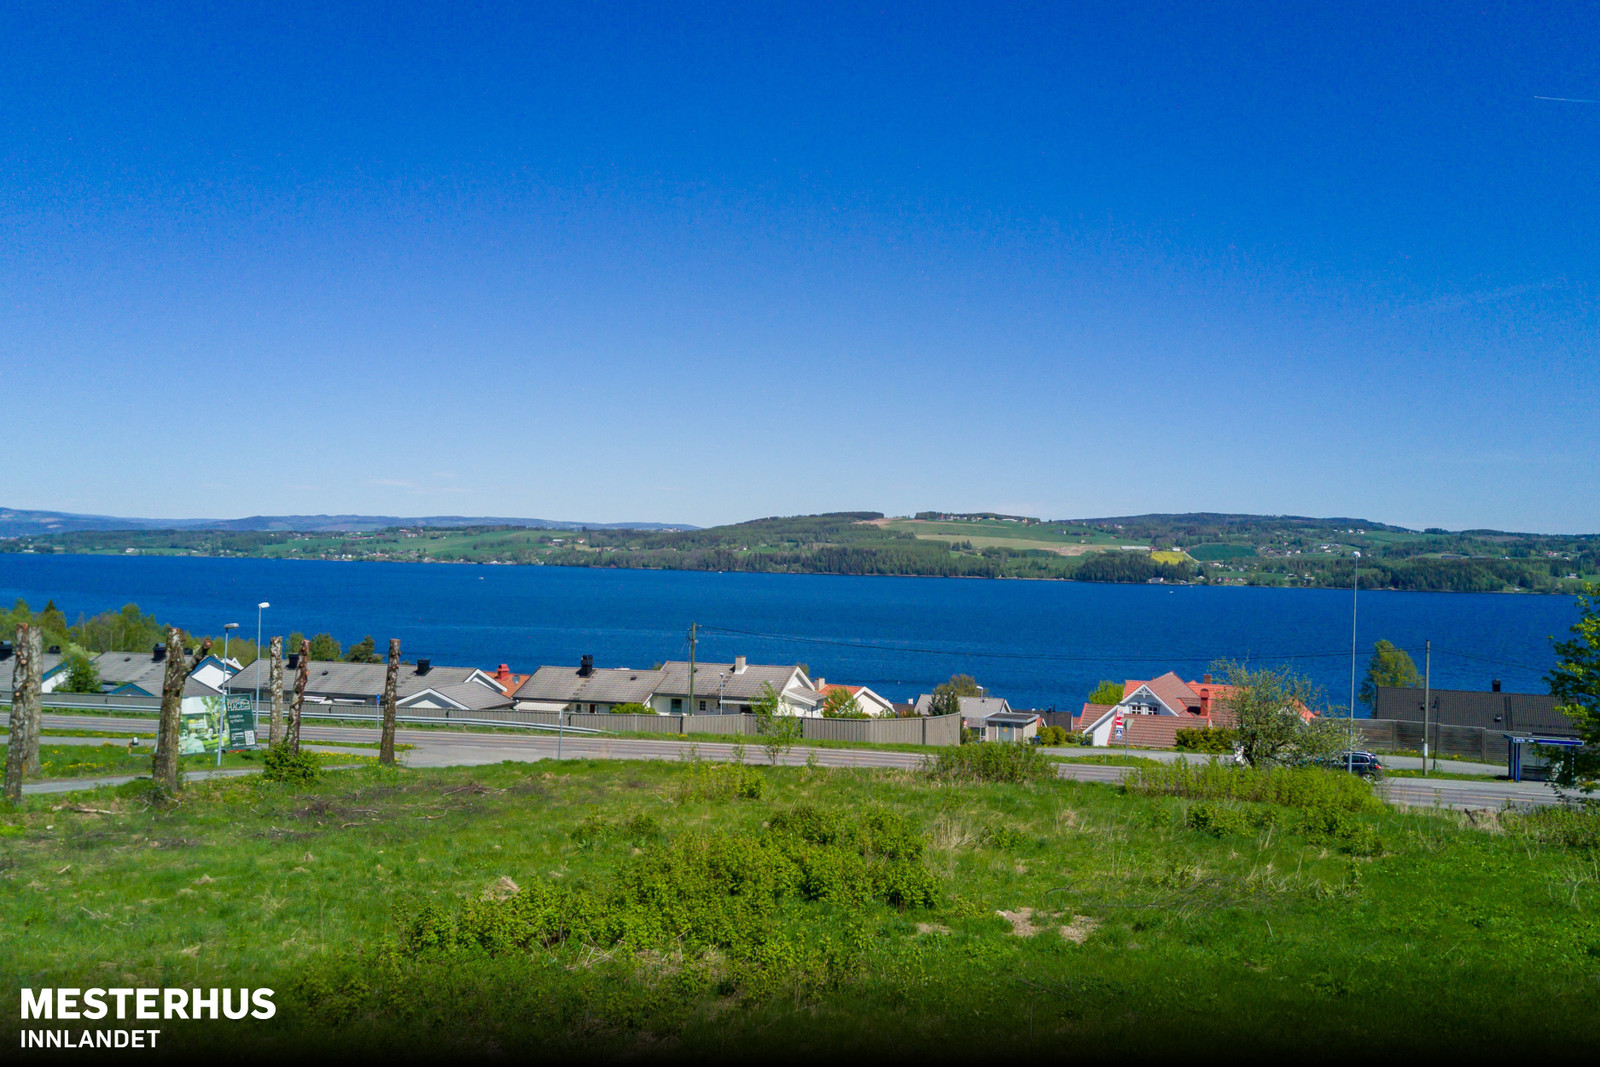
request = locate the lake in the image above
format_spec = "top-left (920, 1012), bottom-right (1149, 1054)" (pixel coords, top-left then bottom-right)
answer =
top-left (0, 554), bottom-right (1581, 712)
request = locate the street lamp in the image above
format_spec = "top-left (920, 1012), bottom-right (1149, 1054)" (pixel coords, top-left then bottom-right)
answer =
top-left (220, 622), bottom-right (240, 768)
top-left (255, 602), bottom-right (269, 715)
top-left (1348, 551), bottom-right (1360, 774)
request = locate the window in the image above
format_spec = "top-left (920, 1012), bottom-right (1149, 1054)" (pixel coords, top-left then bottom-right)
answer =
top-left (590, 704), bottom-right (598, 714)
top-left (699, 700), bottom-right (706, 711)
top-left (671, 698), bottom-right (683, 713)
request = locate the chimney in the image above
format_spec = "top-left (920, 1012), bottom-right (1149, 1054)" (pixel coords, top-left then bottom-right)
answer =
top-left (47, 644), bottom-right (61, 655)
top-left (579, 654), bottom-right (594, 678)
top-left (152, 644), bottom-right (166, 663)
top-left (734, 656), bottom-right (747, 674)
top-left (416, 658), bottom-right (432, 676)
top-left (814, 677), bottom-right (825, 689)
top-left (1202, 673), bottom-right (1213, 685)
top-left (287, 652), bottom-right (300, 669)
top-left (0, 641), bottom-right (11, 661)
top-left (1199, 689), bottom-right (1211, 717)
top-left (494, 663), bottom-right (511, 682)
top-left (1491, 679), bottom-right (1502, 693)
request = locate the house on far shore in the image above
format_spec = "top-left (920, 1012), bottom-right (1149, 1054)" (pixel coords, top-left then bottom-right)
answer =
top-left (811, 679), bottom-right (898, 717)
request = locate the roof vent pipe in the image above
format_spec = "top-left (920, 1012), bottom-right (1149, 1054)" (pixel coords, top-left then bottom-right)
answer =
top-left (0, 641), bottom-right (11, 660)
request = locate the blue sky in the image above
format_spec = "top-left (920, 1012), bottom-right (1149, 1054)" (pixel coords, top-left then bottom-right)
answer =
top-left (2, 2), bottom-right (1596, 532)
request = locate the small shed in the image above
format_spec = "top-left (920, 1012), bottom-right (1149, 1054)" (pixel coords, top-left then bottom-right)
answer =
top-left (981, 712), bottom-right (1040, 744)
top-left (1505, 734), bottom-right (1585, 782)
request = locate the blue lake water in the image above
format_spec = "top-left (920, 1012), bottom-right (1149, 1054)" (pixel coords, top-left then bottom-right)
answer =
top-left (0, 554), bottom-right (1580, 713)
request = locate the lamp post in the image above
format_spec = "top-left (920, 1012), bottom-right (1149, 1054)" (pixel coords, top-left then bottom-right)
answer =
top-left (255, 602), bottom-right (269, 715)
top-left (220, 622), bottom-right (239, 767)
top-left (1348, 551), bottom-right (1360, 774)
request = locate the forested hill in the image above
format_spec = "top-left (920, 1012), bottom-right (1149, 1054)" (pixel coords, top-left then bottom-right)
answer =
top-left (2, 511), bottom-right (1595, 593)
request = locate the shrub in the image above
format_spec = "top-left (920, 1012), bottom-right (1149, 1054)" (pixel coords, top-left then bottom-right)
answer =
top-left (1123, 759), bottom-right (1380, 813)
top-left (677, 761), bottom-right (765, 802)
top-left (1505, 804), bottom-right (1600, 850)
top-left (263, 745), bottom-right (321, 785)
top-left (1037, 725), bottom-right (1069, 746)
top-left (1185, 801), bottom-right (1251, 836)
top-left (1175, 727), bottom-right (1237, 754)
top-left (609, 702), bottom-right (654, 715)
top-left (925, 742), bottom-right (1052, 784)
top-left (1298, 806), bottom-right (1385, 856)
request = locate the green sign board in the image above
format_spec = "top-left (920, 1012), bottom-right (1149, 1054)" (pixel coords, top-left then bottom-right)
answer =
top-left (223, 695), bottom-right (258, 750)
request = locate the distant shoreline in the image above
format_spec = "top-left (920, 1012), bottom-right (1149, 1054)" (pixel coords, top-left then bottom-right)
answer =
top-left (0, 547), bottom-right (1580, 596)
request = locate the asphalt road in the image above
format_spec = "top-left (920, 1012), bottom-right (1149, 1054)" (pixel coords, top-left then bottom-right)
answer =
top-left (17, 713), bottom-right (1558, 809)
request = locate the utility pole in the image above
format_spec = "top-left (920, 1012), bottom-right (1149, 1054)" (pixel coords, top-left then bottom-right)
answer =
top-left (687, 622), bottom-right (697, 717)
top-left (1422, 640), bottom-right (1432, 776)
top-left (218, 622), bottom-right (238, 768)
top-left (379, 638), bottom-right (399, 765)
top-left (1348, 550), bottom-right (1360, 774)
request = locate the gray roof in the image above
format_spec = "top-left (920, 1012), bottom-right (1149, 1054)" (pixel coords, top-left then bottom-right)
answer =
top-left (93, 650), bottom-right (171, 688)
top-left (984, 712), bottom-right (1039, 726)
top-left (227, 658), bottom-right (510, 708)
top-left (915, 694), bottom-right (1011, 722)
top-left (655, 661), bottom-right (815, 704)
top-left (1373, 685), bottom-right (1573, 735)
top-left (517, 665), bottom-right (663, 706)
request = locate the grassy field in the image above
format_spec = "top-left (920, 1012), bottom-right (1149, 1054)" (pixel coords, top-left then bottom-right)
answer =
top-left (2, 754), bottom-right (1596, 1058)
top-left (0, 743), bottom-right (369, 780)
top-left (884, 517), bottom-right (1126, 555)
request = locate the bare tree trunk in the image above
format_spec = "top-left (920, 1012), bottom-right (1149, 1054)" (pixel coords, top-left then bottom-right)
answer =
top-left (268, 636), bottom-right (285, 745)
top-left (3, 624), bottom-right (42, 801)
top-left (379, 638), bottom-right (400, 765)
top-left (152, 629), bottom-right (202, 791)
top-left (15, 623), bottom-right (42, 774)
top-left (286, 639), bottom-right (309, 755)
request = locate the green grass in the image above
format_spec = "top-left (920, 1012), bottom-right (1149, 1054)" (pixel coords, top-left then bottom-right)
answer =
top-left (1386, 769), bottom-right (1507, 781)
top-left (1, 758), bottom-right (1596, 1057)
top-left (1045, 752), bottom-right (1164, 767)
top-left (0, 742), bottom-right (370, 780)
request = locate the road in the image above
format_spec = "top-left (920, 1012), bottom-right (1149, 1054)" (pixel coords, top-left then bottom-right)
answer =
top-left (16, 712), bottom-right (1557, 809)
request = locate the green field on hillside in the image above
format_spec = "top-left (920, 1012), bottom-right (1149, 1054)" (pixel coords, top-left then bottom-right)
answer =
top-left (2, 756), bottom-right (1596, 1058)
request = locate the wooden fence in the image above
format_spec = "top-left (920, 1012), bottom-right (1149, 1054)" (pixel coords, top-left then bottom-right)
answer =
top-left (1353, 719), bottom-right (1509, 764)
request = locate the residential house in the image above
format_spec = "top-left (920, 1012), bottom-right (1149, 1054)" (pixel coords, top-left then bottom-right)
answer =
top-left (0, 644), bottom-right (67, 694)
top-left (979, 712), bottom-right (1040, 743)
top-left (915, 693), bottom-right (1016, 738)
top-left (1080, 671), bottom-right (1235, 747)
top-left (513, 654), bottom-right (822, 716)
top-left (227, 655), bottom-right (515, 712)
top-left (1373, 681), bottom-right (1575, 737)
top-left (811, 678), bottom-right (897, 718)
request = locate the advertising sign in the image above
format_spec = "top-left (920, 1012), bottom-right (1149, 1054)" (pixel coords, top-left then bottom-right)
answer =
top-left (224, 694), bottom-right (259, 750)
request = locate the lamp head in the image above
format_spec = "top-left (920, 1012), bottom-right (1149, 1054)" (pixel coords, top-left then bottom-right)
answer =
top-left (258, 602), bottom-right (270, 610)
top-left (224, 622), bottom-right (240, 632)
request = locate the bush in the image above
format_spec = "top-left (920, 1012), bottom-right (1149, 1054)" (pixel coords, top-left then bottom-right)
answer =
top-left (1123, 759), bottom-right (1380, 813)
top-left (609, 702), bottom-right (655, 715)
top-left (677, 761), bottom-right (765, 802)
top-left (1175, 727), bottom-right (1237, 754)
top-left (263, 745), bottom-right (321, 785)
top-left (1185, 801), bottom-right (1251, 836)
top-left (1037, 725), bottom-right (1069, 746)
top-left (1505, 804), bottom-right (1600, 849)
top-left (925, 742), bottom-right (1052, 784)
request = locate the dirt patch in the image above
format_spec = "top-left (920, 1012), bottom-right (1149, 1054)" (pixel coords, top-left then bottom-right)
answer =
top-left (997, 908), bottom-right (1040, 937)
top-left (916, 923), bottom-right (951, 936)
top-left (1060, 916), bottom-right (1099, 944)
top-left (1462, 808), bottom-right (1503, 833)
top-left (483, 875), bottom-right (520, 900)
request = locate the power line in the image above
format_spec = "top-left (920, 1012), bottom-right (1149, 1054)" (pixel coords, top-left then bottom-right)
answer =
top-left (697, 624), bottom-right (1428, 666)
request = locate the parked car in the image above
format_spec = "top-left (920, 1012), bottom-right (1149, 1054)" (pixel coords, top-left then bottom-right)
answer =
top-left (1320, 751), bottom-right (1385, 779)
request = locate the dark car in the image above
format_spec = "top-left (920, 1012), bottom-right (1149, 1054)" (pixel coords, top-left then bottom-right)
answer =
top-left (1321, 751), bottom-right (1385, 779)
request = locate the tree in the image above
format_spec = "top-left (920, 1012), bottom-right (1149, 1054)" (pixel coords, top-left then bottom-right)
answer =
top-left (1212, 660), bottom-right (1344, 768)
top-left (1359, 639), bottom-right (1421, 710)
top-left (379, 638), bottom-right (400, 766)
top-left (753, 681), bottom-right (802, 765)
top-left (58, 653), bottom-right (101, 694)
top-left (153, 631), bottom-right (205, 792)
top-left (821, 687), bottom-right (867, 718)
top-left (3, 623), bottom-right (43, 800)
top-left (268, 636), bottom-right (286, 746)
top-left (307, 633), bottom-right (342, 661)
top-left (1548, 583), bottom-right (1600, 794)
top-left (345, 635), bottom-right (381, 664)
top-left (1087, 679), bottom-right (1125, 705)
top-left (935, 674), bottom-right (982, 698)
top-left (286, 639), bottom-right (310, 754)
top-left (928, 690), bottom-right (961, 718)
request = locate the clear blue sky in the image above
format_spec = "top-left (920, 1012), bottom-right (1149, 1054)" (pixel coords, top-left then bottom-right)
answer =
top-left (3, 2), bottom-right (1596, 532)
